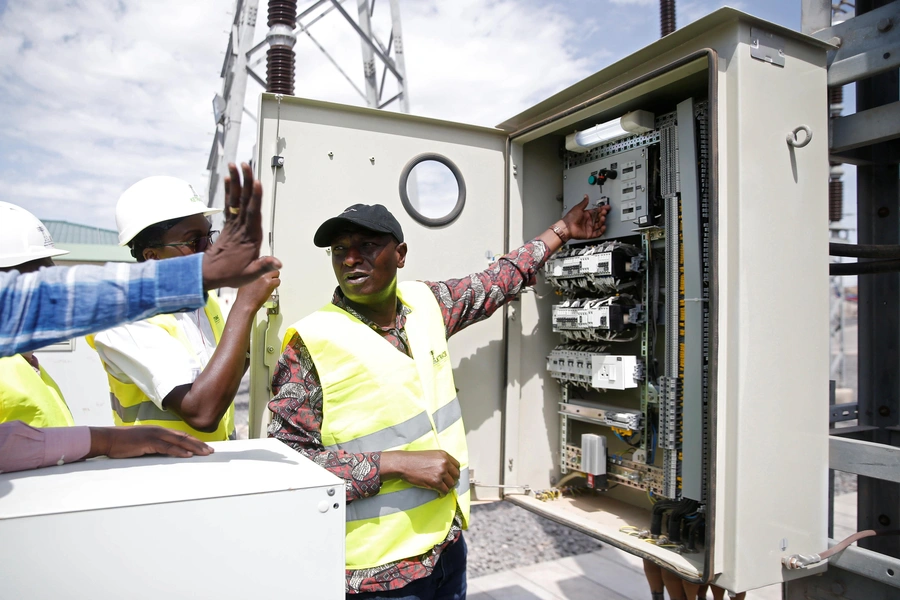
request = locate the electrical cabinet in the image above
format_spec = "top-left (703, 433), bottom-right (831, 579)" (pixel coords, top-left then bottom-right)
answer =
top-left (0, 439), bottom-right (345, 599)
top-left (249, 8), bottom-right (830, 593)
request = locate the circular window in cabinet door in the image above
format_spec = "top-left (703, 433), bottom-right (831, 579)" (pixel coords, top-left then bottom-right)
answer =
top-left (399, 153), bottom-right (466, 227)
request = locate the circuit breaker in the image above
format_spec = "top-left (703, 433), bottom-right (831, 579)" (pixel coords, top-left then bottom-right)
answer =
top-left (252, 8), bottom-right (830, 595)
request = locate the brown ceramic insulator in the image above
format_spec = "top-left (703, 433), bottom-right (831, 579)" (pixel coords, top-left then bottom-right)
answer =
top-left (829, 86), bottom-right (844, 106)
top-left (660, 0), bottom-right (676, 37)
top-left (267, 0), bottom-right (297, 27)
top-left (829, 178), bottom-right (843, 223)
top-left (267, 47), bottom-right (295, 94)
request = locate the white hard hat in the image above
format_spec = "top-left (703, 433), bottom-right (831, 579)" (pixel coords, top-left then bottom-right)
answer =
top-left (115, 176), bottom-right (222, 246)
top-left (0, 201), bottom-right (70, 269)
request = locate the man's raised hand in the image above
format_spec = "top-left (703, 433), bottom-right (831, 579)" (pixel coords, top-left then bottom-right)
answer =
top-left (202, 162), bottom-right (282, 291)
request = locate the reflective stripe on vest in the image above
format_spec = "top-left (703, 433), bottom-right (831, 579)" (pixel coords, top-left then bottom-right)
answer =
top-left (87, 292), bottom-right (235, 442)
top-left (109, 392), bottom-right (182, 423)
top-left (289, 281), bottom-right (470, 570)
top-left (346, 467), bottom-right (471, 522)
top-left (0, 355), bottom-right (75, 428)
top-left (325, 396), bottom-right (462, 454)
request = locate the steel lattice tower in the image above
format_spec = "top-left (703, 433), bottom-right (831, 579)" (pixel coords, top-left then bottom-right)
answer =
top-left (207, 0), bottom-right (412, 213)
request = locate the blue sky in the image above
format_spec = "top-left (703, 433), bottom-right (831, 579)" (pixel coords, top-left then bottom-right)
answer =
top-left (0, 0), bottom-right (854, 232)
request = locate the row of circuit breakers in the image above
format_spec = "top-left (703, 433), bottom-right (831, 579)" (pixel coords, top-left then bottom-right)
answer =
top-left (542, 103), bottom-right (711, 554)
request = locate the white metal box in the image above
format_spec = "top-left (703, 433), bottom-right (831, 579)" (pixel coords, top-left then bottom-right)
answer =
top-left (249, 8), bottom-right (830, 594)
top-left (0, 439), bottom-right (345, 599)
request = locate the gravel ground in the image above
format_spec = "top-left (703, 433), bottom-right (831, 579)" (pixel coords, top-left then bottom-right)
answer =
top-left (466, 501), bottom-right (602, 578)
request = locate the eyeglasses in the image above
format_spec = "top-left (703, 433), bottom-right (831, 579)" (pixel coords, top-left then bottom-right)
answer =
top-left (155, 230), bottom-right (220, 253)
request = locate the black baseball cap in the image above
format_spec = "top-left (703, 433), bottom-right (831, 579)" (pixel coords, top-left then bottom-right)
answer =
top-left (313, 204), bottom-right (405, 247)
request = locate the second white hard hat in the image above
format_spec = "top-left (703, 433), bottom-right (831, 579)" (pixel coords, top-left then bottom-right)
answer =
top-left (0, 201), bottom-right (70, 269)
top-left (115, 176), bottom-right (222, 246)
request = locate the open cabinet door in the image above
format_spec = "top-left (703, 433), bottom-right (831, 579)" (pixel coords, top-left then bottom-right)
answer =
top-left (249, 94), bottom-right (508, 500)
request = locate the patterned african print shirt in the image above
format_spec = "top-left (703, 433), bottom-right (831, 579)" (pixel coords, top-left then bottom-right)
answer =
top-left (268, 239), bottom-right (550, 594)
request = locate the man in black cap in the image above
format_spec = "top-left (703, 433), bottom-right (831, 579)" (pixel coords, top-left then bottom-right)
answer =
top-left (269, 197), bottom-right (609, 599)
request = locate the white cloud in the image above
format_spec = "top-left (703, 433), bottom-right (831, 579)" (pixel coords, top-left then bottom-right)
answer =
top-left (0, 0), bottom-right (600, 230)
top-left (0, 0), bottom-right (233, 229)
top-left (1, 0), bottom-right (784, 232)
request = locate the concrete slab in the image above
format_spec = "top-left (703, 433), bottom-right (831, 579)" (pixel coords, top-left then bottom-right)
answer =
top-left (470, 569), bottom-right (562, 600)
top-left (515, 560), bottom-right (629, 600)
top-left (557, 551), bottom-right (652, 599)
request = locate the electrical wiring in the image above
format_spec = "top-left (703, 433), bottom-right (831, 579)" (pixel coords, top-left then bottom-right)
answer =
top-left (555, 471), bottom-right (586, 488)
top-left (783, 529), bottom-right (900, 569)
top-left (831, 259), bottom-right (900, 276)
top-left (829, 242), bottom-right (900, 259)
top-left (620, 527), bottom-right (645, 539)
top-left (562, 328), bottom-right (642, 344)
top-left (667, 499), bottom-right (699, 542)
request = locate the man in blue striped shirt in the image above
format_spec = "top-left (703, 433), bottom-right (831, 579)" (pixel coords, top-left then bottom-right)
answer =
top-left (0, 163), bottom-right (279, 358)
top-left (0, 163), bottom-right (280, 472)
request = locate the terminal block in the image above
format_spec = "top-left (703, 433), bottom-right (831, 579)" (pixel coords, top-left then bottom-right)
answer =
top-left (547, 345), bottom-right (642, 390)
top-left (607, 455), bottom-right (666, 495)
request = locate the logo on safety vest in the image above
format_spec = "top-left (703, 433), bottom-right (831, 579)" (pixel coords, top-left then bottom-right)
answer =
top-left (431, 350), bottom-right (448, 365)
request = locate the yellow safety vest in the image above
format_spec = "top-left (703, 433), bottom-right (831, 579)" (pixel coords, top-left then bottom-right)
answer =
top-left (87, 292), bottom-right (235, 442)
top-left (285, 281), bottom-right (470, 570)
top-left (0, 355), bottom-right (75, 428)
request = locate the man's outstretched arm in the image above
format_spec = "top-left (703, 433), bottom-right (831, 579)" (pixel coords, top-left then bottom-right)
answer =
top-left (0, 256), bottom-right (205, 357)
top-left (428, 196), bottom-right (610, 338)
top-left (0, 421), bottom-right (212, 474)
top-left (0, 162), bottom-right (281, 358)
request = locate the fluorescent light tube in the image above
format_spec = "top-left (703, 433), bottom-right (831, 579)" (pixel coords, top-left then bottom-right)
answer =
top-left (565, 110), bottom-right (656, 153)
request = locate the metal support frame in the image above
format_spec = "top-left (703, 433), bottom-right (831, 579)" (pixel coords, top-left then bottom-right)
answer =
top-left (855, 29), bottom-right (900, 556)
top-left (831, 101), bottom-right (900, 154)
top-left (831, 437), bottom-right (900, 483)
top-left (817, 2), bottom-right (900, 88)
top-left (207, 0), bottom-right (410, 212)
top-left (815, 1), bottom-right (900, 166)
top-left (246, 0), bottom-right (410, 110)
top-left (788, 1), bottom-right (900, 598)
top-left (207, 0), bottom-right (260, 215)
